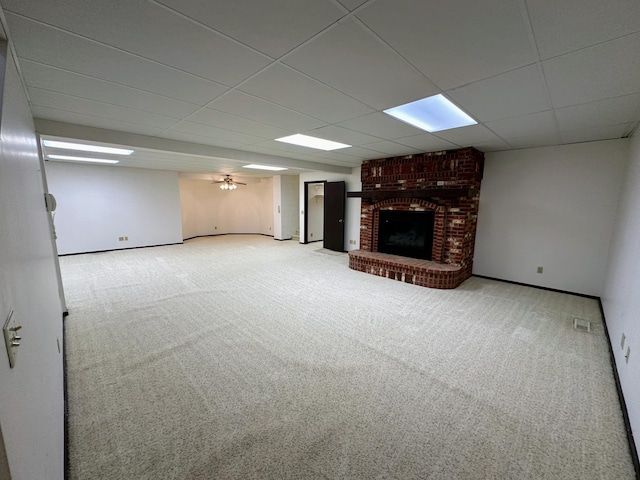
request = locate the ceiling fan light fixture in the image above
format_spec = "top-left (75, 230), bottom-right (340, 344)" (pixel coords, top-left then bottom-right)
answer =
top-left (216, 174), bottom-right (244, 190)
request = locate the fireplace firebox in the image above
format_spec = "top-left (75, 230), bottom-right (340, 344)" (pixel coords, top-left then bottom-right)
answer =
top-left (378, 210), bottom-right (434, 260)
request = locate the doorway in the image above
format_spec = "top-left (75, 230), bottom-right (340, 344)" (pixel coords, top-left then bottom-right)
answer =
top-left (303, 180), bottom-right (345, 252)
top-left (304, 181), bottom-right (325, 244)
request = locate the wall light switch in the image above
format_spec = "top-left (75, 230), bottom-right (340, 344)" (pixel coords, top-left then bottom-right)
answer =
top-left (537, 266), bottom-right (543, 274)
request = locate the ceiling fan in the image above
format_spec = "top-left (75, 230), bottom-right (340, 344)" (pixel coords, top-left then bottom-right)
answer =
top-left (213, 175), bottom-right (246, 190)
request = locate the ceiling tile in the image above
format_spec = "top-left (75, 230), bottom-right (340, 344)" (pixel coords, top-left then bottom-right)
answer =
top-left (208, 91), bottom-right (326, 132)
top-left (283, 19), bottom-right (438, 110)
top-left (301, 125), bottom-right (381, 146)
top-left (32, 106), bottom-right (165, 137)
top-left (555, 94), bottom-right (640, 131)
top-left (357, 0), bottom-right (535, 89)
top-left (560, 123), bottom-right (633, 145)
top-left (2, 0), bottom-right (271, 86)
top-left (485, 110), bottom-right (558, 139)
top-left (169, 121), bottom-right (266, 145)
top-left (253, 139), bottom-right (337, 157)
top-left (155, 0), bottom-right (344, 58)
top-left (330, 146), bottom-right (386, 160)
top-left (241, 143), bottom-right (321, 162)
top-left (505, 133), bottom-right (562, 150)
top-left (432, 124), bottom-right (503, 147)
top-left (337, 112), bottom-right (421, 140)
top-left (21, 60), bottom-right (200, 118)
top-left (359, 140), bottom-right (422, 156)
top-left (187, 108), bottom-right (291, 139)
top-left (527, 0), bottom-right (640, 60)
top-left (336, 0), bottom-right (367, 11)
top-left (28, 88), bottom-right (179, 129)
top-left (543, 32), bottom-right (640, 108)
top-left (393, 134), bottom-right (458, 152)
top-left (447, 65), bottom-right (550, 122)
top-left (5, 13), bottom-right (227, 105)
top-left (238, 64), bottom-right (374, 123)
top-left (471, 139), bottom-right (512, 153)
top-left (162, 131), bottom-right (260, 151)
top-left (306, 151), bottom-right (363, 166)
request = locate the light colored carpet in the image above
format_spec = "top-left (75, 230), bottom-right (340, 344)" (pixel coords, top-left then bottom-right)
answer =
top-left (61, 235), bottom-right (635, 479)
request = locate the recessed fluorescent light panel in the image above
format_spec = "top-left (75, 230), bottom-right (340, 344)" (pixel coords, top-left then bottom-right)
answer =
top-left (383, 94), bottom-right (477, 133)
top-left (275, 134), bottom-right (351, 151)
top-left (43, 140), bottom-right (134, 155)
top-left (243, 164), bottom-right (288, 171)
top-left (47, 155), bottom-right (120, 164)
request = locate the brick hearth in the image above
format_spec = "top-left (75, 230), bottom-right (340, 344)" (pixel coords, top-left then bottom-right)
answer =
top-left (348, 147), bottom-right (484, 289)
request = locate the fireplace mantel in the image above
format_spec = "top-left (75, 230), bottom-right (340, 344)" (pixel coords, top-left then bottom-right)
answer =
top-left (347, 187), bottom-right (477, 201)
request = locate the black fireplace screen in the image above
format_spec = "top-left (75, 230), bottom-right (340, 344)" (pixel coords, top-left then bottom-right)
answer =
top-left (378, 210), bottom-right (434, 260)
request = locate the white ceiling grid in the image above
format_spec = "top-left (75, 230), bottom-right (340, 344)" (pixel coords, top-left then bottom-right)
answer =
top-left (0, 0), bottom-right (638, 175)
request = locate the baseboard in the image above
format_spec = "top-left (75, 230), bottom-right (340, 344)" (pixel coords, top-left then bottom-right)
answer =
top-left (471, 274), bottom-right (598, 299)
top-left (598, 301), bottom-right (640, 479)
top-left (58, 242), bottom-right (184, 256)
top-left (62, 314), bottom-right (69, 480)
top-left (183, 233), bottom-right (274, 241)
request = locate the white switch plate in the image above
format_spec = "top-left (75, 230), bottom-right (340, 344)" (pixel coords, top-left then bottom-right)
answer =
top-left (3, 310), bottom-right (20, 368)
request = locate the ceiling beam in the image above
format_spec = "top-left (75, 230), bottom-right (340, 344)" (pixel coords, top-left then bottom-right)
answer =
top-left (34, 119), bottom-right (353, 175)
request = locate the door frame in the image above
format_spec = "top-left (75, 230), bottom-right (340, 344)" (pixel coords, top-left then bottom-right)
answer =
top-left (303, 180), bottom-right (326, 244)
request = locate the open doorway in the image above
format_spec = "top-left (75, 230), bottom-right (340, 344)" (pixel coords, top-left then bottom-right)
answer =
top-left (304, 181), bottom-right (324, 243)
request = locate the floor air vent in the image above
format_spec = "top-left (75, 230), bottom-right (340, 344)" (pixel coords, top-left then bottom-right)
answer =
top-left (573, 318), bottom-right (591, 332)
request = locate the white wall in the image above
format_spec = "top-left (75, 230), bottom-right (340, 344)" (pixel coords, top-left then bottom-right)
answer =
top-left (474, 140), bottom-right (628, 296)
top-left (0, 54), bottom-right (64, 479)
top-left (300, 168), bottom-right (361, 251)
top-left (281, 175), bottom-right (299, 240)
top-left (602, 133), bottom-right (640, 454)
top-left (179, 176), bottom-right (274, 238)
top-left (45, 163), bottom-right (183, 254)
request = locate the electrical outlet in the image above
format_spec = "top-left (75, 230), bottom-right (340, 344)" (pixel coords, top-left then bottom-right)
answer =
top-left (118, 236), bottom-right (123, 241)
top-left (621, 333), bottom-right (626, 349)
top-left (537, 266), bottom-right (543, 274)
top-left (310, 233), bottom-right (313, 237)
top-left (214, 226), bottom-right (217, 230)
top-left (3, 310), bottom-right (21, 368)
top-left (124, 236), bottom-right (128, 241)
top-left (625, 347), bottom-right (631, 364)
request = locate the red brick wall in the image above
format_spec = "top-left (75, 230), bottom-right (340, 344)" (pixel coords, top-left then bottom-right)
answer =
top-left (359, 147), bottom-right (484, 281)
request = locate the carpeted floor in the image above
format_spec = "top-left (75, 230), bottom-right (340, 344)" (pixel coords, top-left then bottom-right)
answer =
top-left (61, 235), bottom-right (635, 479)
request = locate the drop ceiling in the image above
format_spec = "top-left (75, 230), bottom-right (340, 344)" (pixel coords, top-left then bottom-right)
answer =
top-left (1, 0), bottom-right (639, 176)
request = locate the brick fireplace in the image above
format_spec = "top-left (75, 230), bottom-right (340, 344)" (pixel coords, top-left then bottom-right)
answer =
top-left (348, 147), bottom-right (484, 289)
